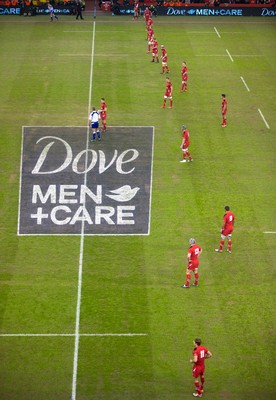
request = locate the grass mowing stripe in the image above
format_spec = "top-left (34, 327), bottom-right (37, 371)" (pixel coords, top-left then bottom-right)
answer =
top-left (71, 20), bottom-right (96, 400)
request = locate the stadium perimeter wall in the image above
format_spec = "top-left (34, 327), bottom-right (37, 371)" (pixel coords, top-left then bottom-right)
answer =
top-left (0, 2), bottom-right (275, 15)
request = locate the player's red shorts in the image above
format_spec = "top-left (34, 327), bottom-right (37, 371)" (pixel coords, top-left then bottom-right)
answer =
top-left (222, 227), bottom-right (233, 236)
top-left (188, 260), bottom-right (199, 271)
top-left (192, 364), bottom-right (205, 378)
top-left (101, 112), bottom-right (107, 120)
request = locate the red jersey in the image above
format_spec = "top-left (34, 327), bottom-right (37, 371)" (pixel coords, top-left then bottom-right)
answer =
top-left (188, 244), bottom-right (202, 263)
top-left (182, 129), bottom-right (190, 148)
top-left (152, 39), bottom-right (158, 54)
top-left (147, 17), bottom-right (153, 28)
top-left (165, 81), bottom-right (172, 97)
top-left (193, 345), bottom-right (209, 367)
top-left (144, 8), bottom-right (152, 22)
top-left (147, 27), bottom-right (154, 41)
top-left (181, 65), bottom-right (188, 80)
top-left (161, 48), bottom-right (168, 63)
top-left (223, 211), bottom-right (235, 231)
top-left (100, 101), bottom-right (107, 119)
top-left (222, 97), bottom-right (227, 114)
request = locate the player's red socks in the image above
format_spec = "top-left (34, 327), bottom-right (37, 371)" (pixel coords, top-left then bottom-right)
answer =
top-left (228, 239), bottom-right (232, 252)
top-left (169, 100), bottom-right (173, 108)
top-left (200, 376), bottom-right (205, 389)
top-left (195, 381), bottom-right (201, 394)
top-left (194, 273), bottom-right (199, 285)
top-left (219, 240), bottom-right (224, 251)
top-left (185, 273), bottom-right (191, 287)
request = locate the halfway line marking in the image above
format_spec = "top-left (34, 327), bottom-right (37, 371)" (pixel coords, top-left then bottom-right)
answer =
top-left (240, 76), bottom-right (250, 92)
top-left (226, 49), bottom-right (234, 62)
top-left (214, 27), bottom-right (221, 38)
top-left (71, 21), bottom-right (96, 400)
top-left (263, 232), bottom-right (276, 234)
top-left (258, 109), bottom-right (270, 129)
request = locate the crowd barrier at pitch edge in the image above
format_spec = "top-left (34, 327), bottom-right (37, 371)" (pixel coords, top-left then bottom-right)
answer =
top-left (0, 4), bottom-right (276, 16)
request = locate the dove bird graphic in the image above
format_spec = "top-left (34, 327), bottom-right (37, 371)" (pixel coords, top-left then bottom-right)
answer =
top-left (105, 185), bottom-right (140, 202)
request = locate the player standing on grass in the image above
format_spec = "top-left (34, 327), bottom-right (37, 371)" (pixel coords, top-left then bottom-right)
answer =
top-left (215, 206), bottom-right (235, 253)
top-left (182, 238), bottom-right (202, 288)
top-left (99, 98), bottom-right (107, 133)
top-left (47, 3), bottom-right (58, 21)
top-left (161, 77), bottom-right (173, 109)
top-left (190, 338), bottom-right (212, 398)
top-left (88, 107), bottom-right (101, 142)
top-left (146, 26), bottom-right (154, 54)
top-left (180, 61), bottom-right (188, 92)
top-left (133, 0), bottom-right (139, 20)
top-left (151, 37), bottom-right (159, 63)
top-left (180, 125), bottom-right (193, 163)
top-left (221, 93), bottom-right (228, 127)
top-left (144, 6), bottom-right (152, 26)
top-left (160, 45), bottom-right (170, 74)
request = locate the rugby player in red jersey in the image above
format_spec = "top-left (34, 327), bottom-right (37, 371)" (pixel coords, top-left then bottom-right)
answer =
top-left (182, 238), bottom-right (202, 288)
top-left (151, 37), bottom-right (159, 63)
top-left (215, 205), bottom-right (235, 253)
top-left (161, 76), bottom-right (173, 109)
top-left (221, 93), bottom-right (228, 127)
top-left (99, 98), bottom-right (107, 133)
top-left (190, 338), bottom-right (212, 397)
top-left (180, 61), bottom-right (188, 92)
top-left (160, 45), bottom-right (170, 74)
top-left (146, 26), bottom-right (154, 54)
top-left (180, 124), bottom-right (193, 163)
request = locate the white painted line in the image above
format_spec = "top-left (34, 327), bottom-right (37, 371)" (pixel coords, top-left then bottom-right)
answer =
top-left (63, 31), bottom-right (92, 33)
top-left (258, 109), bottom-right (270, 129)
top-left (0, 333), bottom-right (148, 337)
top-left (263, 232), bottom-right (276, 234)
top-left (214, 27), bottom-right (221, 38)
top-left (226, 49), bottom-right (234, 62)
top-left (240, 76), bottom-right (250, 92)
top-left (195, 55), bottom-right (228, 57)
top-left (71, 21), bottom-right (96, 400)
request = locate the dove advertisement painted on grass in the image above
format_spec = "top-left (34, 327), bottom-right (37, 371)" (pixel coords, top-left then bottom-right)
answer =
top-left (18, 126), bottom-right (154, 235)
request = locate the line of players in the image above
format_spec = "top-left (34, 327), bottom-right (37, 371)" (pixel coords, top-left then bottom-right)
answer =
top-left (142, 6), bottom-right (188, 110)
top-left (137, 7), bottom-right (232, 397)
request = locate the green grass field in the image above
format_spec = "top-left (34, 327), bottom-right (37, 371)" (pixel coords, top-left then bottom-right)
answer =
top-left (0, 13), bottom-right (276, 400)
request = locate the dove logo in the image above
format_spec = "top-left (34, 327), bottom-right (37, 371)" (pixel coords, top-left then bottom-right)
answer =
top-left (105, 186), bottom-right (140, 202)
top-left (18, 126), bottom-right (154, 235)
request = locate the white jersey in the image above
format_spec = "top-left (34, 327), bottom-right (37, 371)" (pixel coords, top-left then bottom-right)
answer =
top-left (89, 111), bottom-right (100, 123)
top-left (48, 4), bottom-right (54, 12)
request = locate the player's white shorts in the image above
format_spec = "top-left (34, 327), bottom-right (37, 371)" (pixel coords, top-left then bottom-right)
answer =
top-left (148, 40), bottom-right (153, 46)
top-left (221, 233), bottom-right (232, 240)
top-left (164, 95), bottom-right (172, 99)
top-left (182, 147), bottom-right (189, 152)
top-left (162, 62), bottom-right (167, 66)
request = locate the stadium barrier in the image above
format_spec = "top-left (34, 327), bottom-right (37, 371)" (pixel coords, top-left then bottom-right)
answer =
top-left (0, 2), bottom-right (275, 15)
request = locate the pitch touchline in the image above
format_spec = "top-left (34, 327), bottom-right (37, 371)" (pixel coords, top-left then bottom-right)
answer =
top-left (0, 333), bottom-right (148, 337)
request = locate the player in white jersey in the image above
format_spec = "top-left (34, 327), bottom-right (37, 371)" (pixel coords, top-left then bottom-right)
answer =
top-left (88, 107), bottom-right (101, 141)
top-left (47, 3), bottom-right (58, 22)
